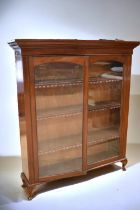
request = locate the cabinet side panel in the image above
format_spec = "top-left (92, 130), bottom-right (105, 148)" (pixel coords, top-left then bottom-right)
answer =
top-left (120, 55), bottom-right (132, 158)
top-left (15, 50), bottom-right (29, 179)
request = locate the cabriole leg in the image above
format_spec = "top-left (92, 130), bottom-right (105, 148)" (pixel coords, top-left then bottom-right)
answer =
top-left (121, 159), bottom-right (128, 171)
top-left (21, 172), bottom-right (36, 200)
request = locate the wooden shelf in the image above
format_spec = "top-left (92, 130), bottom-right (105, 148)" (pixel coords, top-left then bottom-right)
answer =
top-left (35, 77), bottom-right (122, 89)
top-left (88, 150), bottom-right (119, 165)
top-left (88, 101), bottom-right (120, 112)
top-left (35, 79), bottom-right (83, 88)
top-left (89, 77), bottom-right (122, 85)
top-left (37, 104), bottom-right (83, 119)
top-left (38, 133), bottom-right (82, 156)
top-left (38, 128), bottom-right (119, 174)
top-left (38, 126), bottom-right (119, 156)
top-left (88, 138), bottom-right (119, 164)
top-left (37, 101), bottom-right (120, 120)
top-left (88, 126), bottom-right (119, 145)
top-left (39, 157), bottom-right (82, 177)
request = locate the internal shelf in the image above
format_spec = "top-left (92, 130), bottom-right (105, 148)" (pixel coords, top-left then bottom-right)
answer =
top-left (35, 77), bottom-right (122, 89)
top-left (88, 126), bottom-right (119, 144)
top-left (38, 126), bottom-right (119, 156)
top-left (38, 133), bottom-right (82, 155)
top-left (88, 101), bottom-right (120, 111)
top-left (88, 138), bottom-right (119, 164)
top-left (89, 77), bottom-right (122, 85)
top-left (35, 79), bottom-right (83, 88)
top-left (88, 149), bottom-right (119, 164)
top-left (39, 157), bottom-right (82, 177)
top-left (36, 101), bottom-right (120, 120)
top-left (37, 104), bottom-right (83, 119)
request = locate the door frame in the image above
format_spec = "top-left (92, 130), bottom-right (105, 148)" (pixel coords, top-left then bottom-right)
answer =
top-left (28, 55), bottom-right (88, 182)
top-left (87, 55), bottom-right (131, 169)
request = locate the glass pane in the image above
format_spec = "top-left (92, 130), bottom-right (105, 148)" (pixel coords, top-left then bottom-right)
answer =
top-left (88, 60), bottom-right (123, 164)
top-left (88, 139), bottom-right (119, 164)
top-left (35, 61), bottom-right (83, 177)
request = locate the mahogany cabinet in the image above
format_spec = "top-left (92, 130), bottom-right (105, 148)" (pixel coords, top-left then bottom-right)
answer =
top-left (9, 39), bottom-right (139, 199)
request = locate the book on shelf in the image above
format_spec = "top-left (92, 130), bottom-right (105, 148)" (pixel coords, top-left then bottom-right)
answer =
top-left (111, 66), bottom-right (123, 72)
top-left (100, 73), bottom-right (122, 80)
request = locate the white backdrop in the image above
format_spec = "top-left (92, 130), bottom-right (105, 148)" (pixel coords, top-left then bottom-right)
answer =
top-left (0, 0), bottom-right (140, 156)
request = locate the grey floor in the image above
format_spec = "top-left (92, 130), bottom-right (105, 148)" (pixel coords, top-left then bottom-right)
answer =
top-left (0, 144), bottom-right (140, 210)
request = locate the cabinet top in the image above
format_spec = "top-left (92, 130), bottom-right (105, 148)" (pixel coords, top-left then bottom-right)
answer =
top-left (8, 39), bottom-right (140, 55)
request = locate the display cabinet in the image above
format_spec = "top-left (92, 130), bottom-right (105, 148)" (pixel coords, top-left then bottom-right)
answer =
top-left (9, 39), bottom-right (139, 199)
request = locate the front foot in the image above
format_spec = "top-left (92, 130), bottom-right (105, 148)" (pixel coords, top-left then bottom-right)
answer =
top-left (23, 185), bottom-right (35, 200)
top-left (26, 186), bottom-right (35, 200)
top-left (21, 172), bottom-right (36, 200)
top-left (121, 159), bottom-right (128, 171)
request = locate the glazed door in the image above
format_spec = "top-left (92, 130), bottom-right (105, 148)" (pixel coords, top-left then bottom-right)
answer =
top-left (30, 56), bottom-right (87, 179)
top-left (87, 56), bottom-right (125, 167)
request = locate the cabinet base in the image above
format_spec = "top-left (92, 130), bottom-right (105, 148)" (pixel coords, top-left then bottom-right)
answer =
top-left (21, 159), bottom-right (128, 200)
